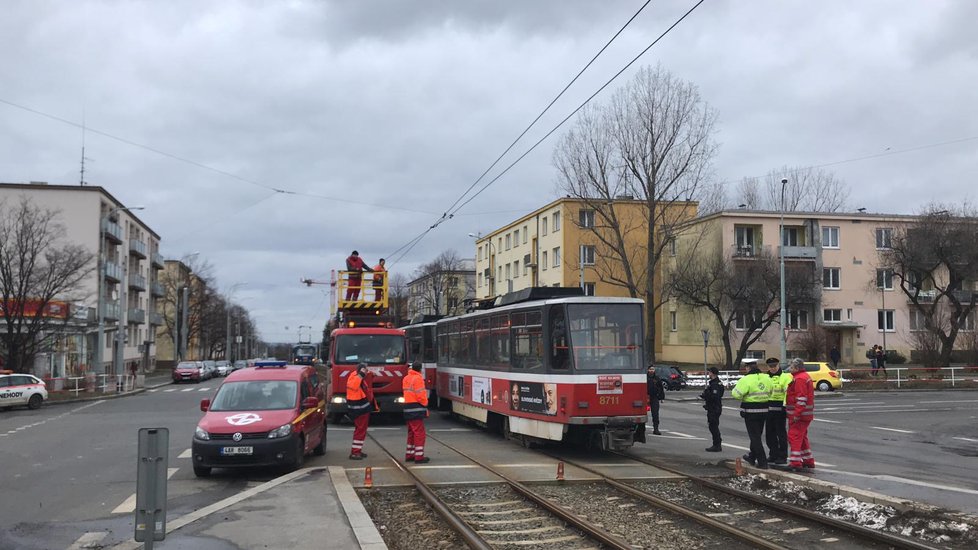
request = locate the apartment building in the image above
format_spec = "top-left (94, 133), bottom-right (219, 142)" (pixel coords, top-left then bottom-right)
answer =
top-left (661, 209), bottom-right (945, 366)
top-left (155, 259), bottom-right (204, 367)
top-left (0, 182), bottom-right (164, 375)
top-left (407, 260), bottom-right (475, 319)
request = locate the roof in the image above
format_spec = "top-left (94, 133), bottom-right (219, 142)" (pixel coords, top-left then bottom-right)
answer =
top-left (694, 208), bottom-right (920, 225)
top-left (226, 364), bottom-right (310, 382)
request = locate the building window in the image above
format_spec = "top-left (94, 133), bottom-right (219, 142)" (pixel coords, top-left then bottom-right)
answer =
top-left (448, 297), bottom-right (459, 311)
top-left (822, 267), bottom-right (841, 289)
top-left (669, 238), bottom-right (677, 256)
top-left (670, 311), bottom-right (678, 331)
top-left (542, 217), bottom-right (548, 236)
top-left (787, 310), bottom-right (809, 330)
top-left (514, 229), bottom-right (520, 247)
top-left (823, 309), bottom-right (842, 323)
top-left (909, 308), bottom-right (925, 331)
top-left (579, 209), bottom-right (595, 228)
top-left (505, 264), bottom-right (511, 280)
top-left (552, 247), bottom-right (560, 267)
top-left (735, 226), bottom-right (755, 254)
top-left (553, 211), bottom-right (561, 232)
top-left (580, 245), bottom-right (595, 265)
top-left (822, 226), bottom-right (840, 248)
top-left (498, 237), bottom-right (502, 252)
top-left (542, 251), bottom-right (548, 270)
top-left (523, 225), bottom-right (528, 243)
top-left (513, 260), bottom-right (520, 278)
top-left (782, 227), bottom-right (800, 246)
top-left (583, 282), bottom-right (595, 296)
top-left (478, 247), bottom-right (483, 261)
top-left (878, 309), bottom-right (895, 332)
top-left (745, 350), bottom-right (767, 360)
top-left (498, 266), bottom-right (502, 282)
top-left (876, 228), bottom-right (892, 249)
top-left (876, 268), bottom-right (894, 290)
top-left (734, 310), bottom-right (756, 330)
top-left (846, 308), bottom-right (853, 320)
top-left (477, 273), bottom-right (482, 288)
top-left (505, 234), bottom-right (511, 250)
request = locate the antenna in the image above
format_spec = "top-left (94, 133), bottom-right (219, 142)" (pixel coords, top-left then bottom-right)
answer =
top-left (79, 110), bottom-right (87, 186)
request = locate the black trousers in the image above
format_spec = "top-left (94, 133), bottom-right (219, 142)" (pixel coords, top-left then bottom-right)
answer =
top-left (707, 410), bottom-right (721, 446)
top-left (743, 414), bottom-right (767, 466)
top-left (649, 398), bottom-right (660, 430)
top-left (765, 408), bottom-right (788, 462)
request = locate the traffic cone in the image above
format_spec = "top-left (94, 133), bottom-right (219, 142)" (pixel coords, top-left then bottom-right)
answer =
top-left (364, 466), bottom-right (373, 489)
top-left (556, 461), bottom-right (565, 481)
top-left (734, 456), bottom-right (745, 476)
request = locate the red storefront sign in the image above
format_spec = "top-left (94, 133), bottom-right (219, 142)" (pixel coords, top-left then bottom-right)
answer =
top-left (0, 299), bottom-right (70, 319)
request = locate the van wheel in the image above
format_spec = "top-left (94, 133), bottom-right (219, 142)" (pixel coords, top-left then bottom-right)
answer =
top-left (817, 381), bottom-right (832, 392)
top-left (28, 394), bottom-right (43, 410)
top-left (313, 426), bottom-right (327, 456)
top-left (193, 465), bottom-right (212, 477)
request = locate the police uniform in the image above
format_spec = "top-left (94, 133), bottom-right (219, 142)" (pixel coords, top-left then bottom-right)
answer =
top-left (731, 366), bottom-right (772, 468)
top-left (700, 370), bottom-right (724, 451)
top-left (765, 367), bottom-right (794, 465)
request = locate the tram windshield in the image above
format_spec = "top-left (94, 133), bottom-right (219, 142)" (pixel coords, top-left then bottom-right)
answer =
top-left (566, 303), bottom-right (643, 371)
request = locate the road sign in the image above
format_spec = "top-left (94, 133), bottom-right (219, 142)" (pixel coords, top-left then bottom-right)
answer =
top-left (701, 329), bottom-right (709, 345)
top-left (134, 427), bottom-right (168, 547)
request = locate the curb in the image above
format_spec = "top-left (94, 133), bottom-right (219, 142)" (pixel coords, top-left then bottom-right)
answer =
top-left (330, 465), bottom-right (389, 550)
top-left (45, 379), bottom-right (172, 407)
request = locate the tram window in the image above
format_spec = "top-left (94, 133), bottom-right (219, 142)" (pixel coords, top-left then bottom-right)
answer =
top-left (458, 320), bottom-right (473, 364)
top-left (511, 309), bottom-right (543, 370)
top-left (437, 330), bottom-right (449, 364)
top-left (491, 314), bottom-right (510, 367)
top-left (475, 318), bottom-right (491, 365)
top-left (448, 321), bottom-right (462, 363)
top-left (567, 303), bottom-right (643, 371)
top-left (549, 307), bottom-right (570, 370)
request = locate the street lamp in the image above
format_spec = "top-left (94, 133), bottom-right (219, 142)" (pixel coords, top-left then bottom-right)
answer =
top-left (779, 178), bottom-right (788, 364)
top-left (468, 232), bottom-right (495, 297)
top-left (225, 282), bottom-right (247, 362)
top-left (96, 205), bottom-right (144, 377)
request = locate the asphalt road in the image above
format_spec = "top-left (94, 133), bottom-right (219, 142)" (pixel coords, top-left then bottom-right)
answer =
top-left (1, 382), bottom-right (975, 549)
top-left (645, 389), bottom-right (978, 514)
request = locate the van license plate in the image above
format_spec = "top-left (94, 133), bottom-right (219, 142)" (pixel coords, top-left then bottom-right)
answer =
top-left (220, 446), bottom-right (253, 456)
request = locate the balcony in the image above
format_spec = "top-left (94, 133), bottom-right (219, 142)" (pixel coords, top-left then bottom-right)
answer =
top-left (104, 301), bottom-right (121, 321)
top-left (104, 261), bottom-right (123, 283)
top-left (149, 311), bottom-right (164, 326)
top-left (129, 239), bottom-right (147, 259)
top-left (151, 281), bottom-right (165, 297)
top-left (911, 289), bottom-right (978, 304)
top-left (127, 308), bottom-right (145, 324)
top-left (778, 245), bottom-right (818, 260)
top-left (102, 219), bottom-right (123, 244)
top-left (151, 252), bottom-right (165, 269)
top-left (129, 273), bottom-right (147, 291)
top-left (730, 244), bottom-right (771, 259)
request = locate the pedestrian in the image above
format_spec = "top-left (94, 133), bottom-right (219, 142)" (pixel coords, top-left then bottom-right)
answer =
top-left (347, 363), bottom-right (374, 460)
top-left (700, 366), bottom-right (724, 452)
top-left (344, 250), bottom-right (373, 301)
top-left (372, 258), bottom-right (387, 302)
top-left (869, 345), bottom-right (879, 376)
top-left (829, 345), bottom-right (841, 369)
top-left (646, 365), bottom-right (665, 435)
top-left (875, 345), bottom-right (887, 378)
top-left (403, 361), bottom-right (430, 463)
top-left (731, 358), bottom-right (772, 469)
top-left (785, 358), bottom-right (816, 472)
top-left (765, 357), bottom-right (793, 466)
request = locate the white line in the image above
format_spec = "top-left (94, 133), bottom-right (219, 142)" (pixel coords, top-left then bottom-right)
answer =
top-left (818, 469), bottom-right (978, 496)
top-left (198, 388), bottom-right (209, 392)
top-left (813, 418), bottom-right (841, 423)
top-left (495, 463), bottom-right (554, 468)
top-left (163, 389), bottom-right (176, 392)
top-left (650, 434), bottom-right (707, 440)
top-left (953, 437), bottom-right (978, 443)
top-left (919, 400), bottom-right (978, 404)
top-left (723, 443), bottom-right (751, 451)
top-left (581, 463), bottom-right (647, 468)
top-left (68, 532), bottom-right (108, 550)
top-left (178, 449), bottom-right (192, 459)
top-left (666, 431), bottom-right (698, 439)
top-left (181, 388), bottom-right (194, 392)
top-left (429, 428), bottom-right (473, 432)
top-left (111, 468), bottom-right (179, 514)
top-left (410, 464), bottom-right (477, 470)
top-left (870, 426), bottom-right (915, 434)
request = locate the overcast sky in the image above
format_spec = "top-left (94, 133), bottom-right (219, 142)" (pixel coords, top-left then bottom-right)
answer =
top-left (2, 1), bottom-right (975, 342)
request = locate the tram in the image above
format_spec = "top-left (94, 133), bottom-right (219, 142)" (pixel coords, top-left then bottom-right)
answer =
top-left (403, 315), bottom-right (442, 405)
top-left (291, 343), bottom-right (319, 366)
top-left (435, 287), bottom-right (648, 451)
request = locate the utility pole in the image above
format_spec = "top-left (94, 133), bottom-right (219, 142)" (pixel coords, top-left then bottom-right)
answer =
top-left (779, 178), bottom-right (788, 364)
top-left (180, 286), bottom-right (190, 360)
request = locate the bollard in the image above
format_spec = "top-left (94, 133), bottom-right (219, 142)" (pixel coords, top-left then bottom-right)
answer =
top-left (556, 461), bottom-right (565, 481)
top-left (734, 456), bottom-right (745, 476)
top-left (364, 466), bottom-right (373, 489)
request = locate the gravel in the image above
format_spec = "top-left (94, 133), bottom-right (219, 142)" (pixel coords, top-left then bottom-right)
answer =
top-left (358, 487), bottom-right (469, 550)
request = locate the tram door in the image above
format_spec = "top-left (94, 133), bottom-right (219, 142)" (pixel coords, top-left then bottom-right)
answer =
top-left (548, 306), bottom-right (570, 371)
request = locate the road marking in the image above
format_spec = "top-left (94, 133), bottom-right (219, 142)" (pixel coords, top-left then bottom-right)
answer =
top-left (820, 405), bottom-right (910, 411)
top-left (818, 469), bottom-right (978, 496)
top-left (68, 531), bottom-right (108, 550)
top-left (3, 401), bottom-right (104, 438)
top-left (198, 388), bottom-right (209, 392)
top-left (495, 463), bottom-right (553, 468)
top-left (429, 428), bottom-right (473, 432)
top-left (919, 400), bottom-right (978, 404)
top-left (870, 426), bottom-right (915, 434)
top-left (112, 468), bottom-right (178, 514)
top-left (181, 388), bottom-right (194, 392)
top-left (178, 449), bottom-right (192, 459)
top-left (583, 463), bottom-right (647, 467)
top-left (164, 389), bottom-right (176, 393)
top-left (649, 432), bottom-right (707, 440)
top-left (953, 437), bottom-right (978, 443)
top-left (410, 464), bottom-right (477, 469)
top-left (723, 443), bottom-right (751, 451)
top-left (666, 431), bottom-right (698, 438)
top-left (813, 418), bottom-right (841, 423)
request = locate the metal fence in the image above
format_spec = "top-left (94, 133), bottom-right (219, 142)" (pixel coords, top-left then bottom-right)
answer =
top-left (837, 366), bottom-right (978, 389)
top-left (44, 374), bottom-right (138, 396)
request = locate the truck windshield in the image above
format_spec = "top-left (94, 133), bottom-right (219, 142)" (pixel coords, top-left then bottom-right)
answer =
top-left (334, 334), bottom-right (405, 365)
top-left (209, 380), bottom-right (298, 411)
top-left (566, 303), bottom-right (643, 371)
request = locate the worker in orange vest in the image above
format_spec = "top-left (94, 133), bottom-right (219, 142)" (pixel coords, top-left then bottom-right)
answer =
top-left (372, 258), bottom-right (386, 302)
top-left (402, 361), bottom-right (430, 463)
top-left (345, 251), bottom-right (373, 301)
top-left (347, 363), bottom-right (374, 459)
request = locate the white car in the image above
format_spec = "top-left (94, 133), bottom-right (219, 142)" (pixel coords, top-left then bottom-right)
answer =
top-left (0, 373), bottom-right (49, 410)
top-left (215, 361), bottom-right (231, 377)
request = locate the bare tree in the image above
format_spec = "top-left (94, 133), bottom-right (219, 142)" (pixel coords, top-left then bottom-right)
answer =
top-left (760, 166), bottom-right (850, 212)
top-left (0, 198), bottom-right (95, 372)
top-left (554, 64), bottom-right (719, 362)
top-left (669, 249), bottom-right (818, 369)
top-left (735, 177), bottom-right (763, 209)
top-left (412, 250), bottom-right (472, 317)
top-left (388, 272), bottom-right (410, 325)
top-left (794, 325), bottom-right (829, 362)
top-left (158, 256), bottom-right (215, 361)
top-left (881, 205), bottom-right (978, 366)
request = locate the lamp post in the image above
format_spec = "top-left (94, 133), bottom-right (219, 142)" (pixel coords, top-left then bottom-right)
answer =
top-left (468, 232), bottom-right (495, 298)
top-left (176, 252), bottom-right (198, 362)
top-left (225, 282), bottom-right (247, 362)
top-left (779, 178), bottom-right (788, 364)
top-left (97, 205), bottom-right (144, 376)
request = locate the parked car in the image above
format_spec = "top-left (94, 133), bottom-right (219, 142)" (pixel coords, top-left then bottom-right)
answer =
top-left (196, 361), bottom-right (210, 380)
top-left (191, 361), bottom-right (326, 477)
top-left (173, 362), bottom-right (202, 384)
top-left (215, 360), bottom-right (232, 377)
top-left (202, 360), bottom-right (218, 379)
top-left (654, 365), bottom-right (687, 391)
top-left (803, 362), bottom-right (843, 392)
top-left (232, 360), bottom-right (248, 371)
top-left (0, 372), bottom-right (48, 410)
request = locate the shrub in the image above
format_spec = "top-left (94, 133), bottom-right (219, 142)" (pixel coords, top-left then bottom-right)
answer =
top-left (886, 350), bottom-right (907, 364)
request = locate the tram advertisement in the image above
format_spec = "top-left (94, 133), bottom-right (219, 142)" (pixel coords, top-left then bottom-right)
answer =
top-left (449, 374), bottom-right (465, 398)
top-left (471, 376), bottom-right (492, 405)
top-left (509, 381), bottom-right (557, 416)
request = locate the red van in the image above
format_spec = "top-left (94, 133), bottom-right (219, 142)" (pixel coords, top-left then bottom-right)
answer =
top-left (191, 361), bottom-right (326, 477)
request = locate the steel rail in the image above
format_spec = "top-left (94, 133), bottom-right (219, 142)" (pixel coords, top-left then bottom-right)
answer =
top-left (366, 433), bottom-right (492, 550)
top-left (426, 433), bottom-right (630, 550)
top-left (612, 451), bottom-right (941, 550)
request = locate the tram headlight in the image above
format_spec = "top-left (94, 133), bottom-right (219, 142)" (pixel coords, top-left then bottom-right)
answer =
top-left (331, 396), bottom-right (347, 404)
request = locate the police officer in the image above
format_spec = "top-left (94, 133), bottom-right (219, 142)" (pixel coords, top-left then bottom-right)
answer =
top-left (700, 366), bottom-right (724, 452)
top-left (765, 357), bottom-right (794, 466)
top-left (403, 361), bottom-right (430, 463)
top-left (732, 359), bottom-right (772, 469)
top-left (347, 363), bottom-right (374, 460)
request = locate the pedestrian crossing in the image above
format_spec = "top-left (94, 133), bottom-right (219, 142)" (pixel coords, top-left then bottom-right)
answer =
top-left (152, 387), bottom-right (210, 393)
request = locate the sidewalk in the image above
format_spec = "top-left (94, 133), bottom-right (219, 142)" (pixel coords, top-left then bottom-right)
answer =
top-left (47, 372), bottom-right (173, 405)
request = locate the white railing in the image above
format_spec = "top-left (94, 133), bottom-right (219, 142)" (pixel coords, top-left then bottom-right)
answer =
top-left (44, 374), bottom-right (138, 396)
top-left (837, 366), bottom-right (978, 389)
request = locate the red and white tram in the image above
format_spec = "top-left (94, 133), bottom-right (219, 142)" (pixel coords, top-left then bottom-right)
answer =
top-left (435, 288), bottom-right (648, 451)
top-left (403, 315), bottom-right (441, 404)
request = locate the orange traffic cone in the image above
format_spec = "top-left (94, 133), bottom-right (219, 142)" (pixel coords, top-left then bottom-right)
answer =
top-left (364, 466), bottom-right (373, 489)
top-left (556, 461), bottom-right (565, 481)
top-left (734, 456), bottom-right (745, 476)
